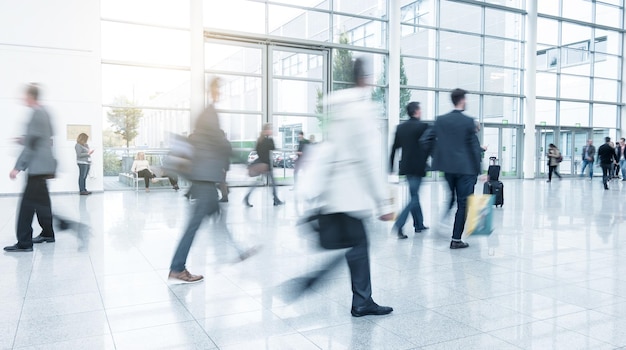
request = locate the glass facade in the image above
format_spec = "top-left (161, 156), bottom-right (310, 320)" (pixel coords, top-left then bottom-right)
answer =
top-left (100, 0), bottom-right (625, 185)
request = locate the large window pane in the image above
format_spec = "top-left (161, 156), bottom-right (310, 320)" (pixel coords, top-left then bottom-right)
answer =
top-left (560, 74), bottom-right (590, 100)
top-left (560, 47), bottom-right (591, 76)
top-left (484, 38), bottom-right (521, 68)
top-left (560, 101), bottom-right (589, 127)
top-left (484, 0), bottom-right (522, 9)
top-left (484, 67), bottom-right (520, 94)
top-left (484, 8), bottom-right (522, 39)
top-left (334, 0), bottom-right (386, 18)
top-left (103, 108), bottom-right (191, 149)
top-left (562, 0), bottom-right (593, 22)
top-left (205, 43), bottom-right (262, 74)
top-left (406, 89), bottom-right (435, 120)
top-left (562, 22), bottom-right (592, 47)
top-left (101, 22), bottom-right (190, 66)
top-left (401, 27), bottom-right (436, 58)
top-left (204, 0), bottom-right (265, 34)
top-left (210, 74), bottom-right (262, 112)
top-left (102, 65), bottom-right (190, 108)
top-left (439, 62), bottom-right (480, 91)
top-left (484, 95), bottom-right (520, 124)
top-left (595, 29), bottom-right (621, 55)
top-left (401, 0), bottom-right (435, 28)
top-left (439, 0), bottom-right (481, 33)
top-left (536, 72), bottom-right (557, 98)
top-left (269, 6), bottom-right (331, 42)
top-left (273, 80), bottom-right (322, 114)
top-left (592, 104), bottom-right (618, 128)
top-left (218, 113), bottom-right (262, 146)
top-left (439, 31), bottom-right (481, 64)
top-left (273, 51), bottom-right (324, 80)
top-left (438, 92), bottom-right (479, 118)
top-left (333, 15), bottom-right (385, 49)
top-left (537, 18), bottom-right (559, 46)
top-left (593, 79), bottom-right (619, 103)
top-left (402, 57), bottom-right (435, 88)
top-left (102, 0), bottom-right (190, 27)
top-left (595, 3), bottom-right (622, 28)
top-left (538, 0), bottom-right (559, 15)
top-left (594, 55), bottom-right (621, 79)
top-left (535, 99), bottom-right (557, 125)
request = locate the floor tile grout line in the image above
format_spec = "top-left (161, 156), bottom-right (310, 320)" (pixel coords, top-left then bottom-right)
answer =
top-left (87, 249), bottom-right (118, 350)
top-left (10, 252), bottom-right (35, 350)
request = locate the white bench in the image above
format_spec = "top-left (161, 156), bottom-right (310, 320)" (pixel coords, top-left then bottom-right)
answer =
top-left (118, 172), bottom-right (171, 191)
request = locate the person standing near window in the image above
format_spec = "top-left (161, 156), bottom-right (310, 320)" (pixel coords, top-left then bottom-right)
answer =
top-left (547, 143), bottom-right (562, 183)
top-left (75, 133), bottom-right (94, 195)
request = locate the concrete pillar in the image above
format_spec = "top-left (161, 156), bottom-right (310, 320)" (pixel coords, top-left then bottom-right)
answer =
top-left (190, 0), bottom-right (205, 123)
top-left (387, 0), bottom-right (401, 172)
top-left (523, 0), bottom-right (538, 179)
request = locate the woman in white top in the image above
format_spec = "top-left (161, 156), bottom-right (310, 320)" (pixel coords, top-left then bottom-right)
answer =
top-left (131, 152), bottom-right (155, 192)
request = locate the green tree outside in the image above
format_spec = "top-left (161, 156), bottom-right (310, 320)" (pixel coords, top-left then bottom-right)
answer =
top-left (106, 96), bottom-right (143, 149)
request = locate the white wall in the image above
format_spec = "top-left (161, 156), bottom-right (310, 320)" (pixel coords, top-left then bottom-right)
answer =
top-left (0, 0), bottom-right (102, 194)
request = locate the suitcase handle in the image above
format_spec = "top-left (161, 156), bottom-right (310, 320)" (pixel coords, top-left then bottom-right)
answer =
top-left (489, 156), bottom-right (498, 165)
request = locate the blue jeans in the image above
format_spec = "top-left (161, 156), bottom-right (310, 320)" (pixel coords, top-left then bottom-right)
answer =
top-left (170, 181), bottom-right (219, 272)
top-left (580, 159), bottom-right (593, 178)
top-left (444, 173), bottom-right (477, 241)
top-left (394, 175), bottom-right (425, 231)
top-left (77, 164), bottom-right (90, 192)
top-left (620, 159), bottom-right (626, 179)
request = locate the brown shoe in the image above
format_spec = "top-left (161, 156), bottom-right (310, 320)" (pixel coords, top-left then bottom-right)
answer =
top-left (168, 269), bottom-right (204, 284)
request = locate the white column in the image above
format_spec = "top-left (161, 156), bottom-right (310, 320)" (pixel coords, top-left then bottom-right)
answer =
top-left (523, 0), bottom-right (538, 179)
top-left (387, 0), bottom-right (401, 173)
top-left (190, 0), bottom-right (205, 123)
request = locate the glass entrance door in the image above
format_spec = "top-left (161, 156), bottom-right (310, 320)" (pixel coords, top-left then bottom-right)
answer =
top-left (482, 124), bottom-right (522, 178)
top-left (535, 126), bottom-right (591, 177)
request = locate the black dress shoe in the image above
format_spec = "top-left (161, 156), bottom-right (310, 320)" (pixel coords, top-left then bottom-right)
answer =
top-left (32, 235), bottom-right (55, 244)
top-left (415, 226), bottom-right (429, 233)
top-left (450, 240), bottom-right (469, 249)
top-left (80, 191), bottom-right (89, 195)
top-left (219, 198), bottom-right (229, 203)
top-left (4, 244), bottom-right (33, 252)
top-left (351, 302), bottom-right (393, 317)
top-left (397, 232), bottom-right (408, 239)
top-left (273, 199), bottom-right (284, 206)
top-left (244, 198), bottom-right (253, 207)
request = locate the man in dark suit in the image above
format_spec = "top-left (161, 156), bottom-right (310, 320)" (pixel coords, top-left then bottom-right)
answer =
top-left (580, 139), bottom-right (596, 179)
top-left (390, 102), bottom-right (429, 239)
top-left (431, 89), bottom-right (483, 249)
top-left (597, 137), bottom-right (618, 190)
top-left (5, 84), bottom-right (57, 252)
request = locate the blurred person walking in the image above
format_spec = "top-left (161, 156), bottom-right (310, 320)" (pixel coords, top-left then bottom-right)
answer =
top-left (580, 139), bottom-right (595, 179)
top-left (5, 84), bottom-right (58, 252)
top-left (244, 124), bottom-right (284, 207)
top-left (598, 137), bottom-right (618, 190)
top-left (168, 77), bottom-right (241, 283)
top-left (75, 133), bottom-right (94, 195)
top-left (297, 57), bottom-right (395, 317)
top-left (616, 138), bottom-right (626, 181)
top-left (389, 102), bottom-right (429, 239)
top-left (293, 131), bottom-right (310, 185)
top-left (218, 129), bottom-right (231, 203)
top-left (546, 144), bottom-right (563, 182)
top-left (428, 88), bottom-right (484, 249)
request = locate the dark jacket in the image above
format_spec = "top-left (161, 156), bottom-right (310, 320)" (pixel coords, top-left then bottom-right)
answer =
top-left (430, 110), bottom-right (482, 175)
top-left (255, 136), bottom-right (275, 165)
top-left (598, 143), bottom-right (618, 165)
top-left (616, 144), bottom-right (626, 161)
top-left (582, 144), bottom-right (596, 161)
top-left (188, 105), bottom-right (231, 182)
top-left (15, 106), bottom-right (57, 176)
top-left (390, 118), bottom-right (429, 177)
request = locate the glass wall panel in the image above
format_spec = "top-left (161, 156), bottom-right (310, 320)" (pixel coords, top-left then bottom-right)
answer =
top-left (562, 0), bottom-right (593, 22)
top-left (438, 93), bottom-right (479, 118)
top-left (406, 89), bottom-right (435, 120)
top-left (103, 108), bottom-right (191, 149)
top-left (561, 22), bottom-right (592, 48)
top-left (401, 0), bottom-right (435, 27)
top-left (205, 43), bottom-right (263, 74)
top-left (595, 29), bottom-right (621, 55)
top-left (269, 6), bottom-right (331, 42)
top-left (594, 55), bottom-right (620, 79)
top-left (102, 0), bottom-right (190, 27)
top-left (218, 113), bottom-right (262, 146)
top-left (403, 57), bottom-right (435, 88)
top-left (439, 0), bottom-right (482, 34)
top-left (208, 74), bottom-right (263, 112)
top-left (484, 38), bottom-right (521, 68)
top-left (439, 31), bottom-right (481, 64)
top-left (334, 0), bottom-right (387, 18)
top-left (483, 95), bottom-right (519, 124)
top-left (439, 61), bottom-right (480, 91)
top-left (592, 104), bottom-right (618, 128)
top-left (401, 27), bottom-right (436, 58)
top-left (560, 47), bottom-right (591, 76)
top-left (333, 15), bottom-right (385, 48)
top-left (273, 51), bottom-right (324, 80)
top-left (484, 0), bottom-right (523, 9)
top-left (271, 0), bottom-right (329, 9)
top-left (102, 65), bottom-right (190, 108)
top-left (101, 22), bottom-right (190, 66)
top-left (537, 18), bottom-right (559, 46)
top-left (204, 0), bottom-right (265, 33)
top-left (536, 72), bottom-right (557, 98)
top-left (536, 99), bottom-right (557, 125)
top-left (593, 79), bottom-right (619, 103)
top-left (538, 0), bottom-right (559, 16)
top-left (273, 80), bottom-right (323, 114)
top-left (595, 3), bottom-right (622, 28)
top-left (484, 67), bottom-right (521, 94)
top-left (484, 8), bottom-right (522, 39)
top-left (560, 101), bottom-right (589, 127)
top-left (560, 74), bottom-right (590, 100)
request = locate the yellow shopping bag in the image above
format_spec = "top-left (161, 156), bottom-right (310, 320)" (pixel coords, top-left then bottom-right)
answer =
top-left (465, 194), bottom-right (495, 237)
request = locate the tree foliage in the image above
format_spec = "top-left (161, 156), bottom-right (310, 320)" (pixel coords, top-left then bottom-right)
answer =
top-left (106, 96), bottom-right (143, 149)
top-left (372, 56), bottom-right (411, 120)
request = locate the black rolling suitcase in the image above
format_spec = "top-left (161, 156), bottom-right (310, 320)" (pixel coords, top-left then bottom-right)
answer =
top-left (483, 157), bottom-right (504, 207)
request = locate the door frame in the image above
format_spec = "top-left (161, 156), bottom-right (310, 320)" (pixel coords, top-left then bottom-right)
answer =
top-left (535, 125), bottom-right (593, 178)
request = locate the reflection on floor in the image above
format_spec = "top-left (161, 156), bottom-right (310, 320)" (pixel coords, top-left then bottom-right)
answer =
top-left (1, 179), bottom-right (626, 349)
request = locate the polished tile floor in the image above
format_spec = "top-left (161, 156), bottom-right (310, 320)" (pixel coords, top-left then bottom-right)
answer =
top-left (1, 178), bottom-right (626, 349)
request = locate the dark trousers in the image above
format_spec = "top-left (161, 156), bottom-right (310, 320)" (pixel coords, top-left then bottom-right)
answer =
top-left (168, 174), bottom-right (179, 187)
top-left (137, 169), bottom-right (153, 188)
top-left (17, 176), bottom-right (54, 247)
top-left (444, 173), bottom-right (477, 240)
top-left (170, 181), bottom-right (219, 272)
top-left (601, 164), bottom-right (612, 186)
top-left (394, 175), bottom-right (425, 231)
top-left (245, 167), bottom-right (279, 200)
top-left (548, 165), bottom-right (561, 181)
top-left (77, 164), bottom-right (90, 192)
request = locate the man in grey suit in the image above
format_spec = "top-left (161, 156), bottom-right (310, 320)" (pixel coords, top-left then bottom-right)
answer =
top-left (431, 89), bottom-right (483, 249)
top-left (580, 139), bottom-right (596, 179)
top-left (5, 84), bottom-right (58, 252)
